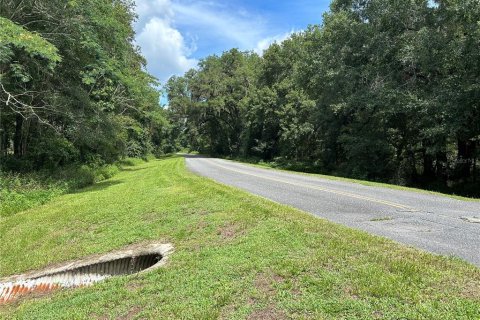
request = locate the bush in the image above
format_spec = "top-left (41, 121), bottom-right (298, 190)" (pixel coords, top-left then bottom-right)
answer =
top-left (67, 165), bottom-right (97, 189)
top-left (0, 161), bottom-right (126, 217)
top-left (118, 158), bottom-right (146, 167)
top-left (0, 172), bottom-right (66, 218)
top-left (93, 164), bottom-right (120, 183)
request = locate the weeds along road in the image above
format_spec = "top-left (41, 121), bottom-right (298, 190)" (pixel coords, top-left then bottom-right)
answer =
top-left (185, 155), bottom-right (480, 267)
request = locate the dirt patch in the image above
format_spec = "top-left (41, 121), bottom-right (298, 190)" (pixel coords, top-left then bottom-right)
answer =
top-left (186, 220), bottom-right (209, 238)
top-left (220, 275), bottom-right (288, 320)
top-left (219, 303), bottom-right (237, 320)
top-left (251, 272), bottom-right (301, 307)
top-left (217, 222), bottom-right (244, 240)
top-left (343, 286), bottom-right (360, 300)
top-left (185, 208), bottom-right (210, 215)
top-left (460, 280), bottom-right (480, 299)
top-left (118, 306), bottom-right (142, 320)
top-left (290, 280), bottom-right (302, 298)
top-left (254, 274), bottom-right (274, 295)
top-left (247, 305), bottom-right (286, 320)
top-left (196, 209), bottom-right (210, 216)
top-left (272, 274), bottom-right (285, 283)
top-left (142, 212), bottom-right (162, 221)
top-left (253, 273), bottom-right (284, 295)
top-left (433, 276), bottom-right (480, 301)
top-left (247, 272), bottom-right (288, 316)
top-left (372, 310), bottom-right (384, 319)
top-left (87, 224), bottom-right (101, 232)
top-left (0, 287), bottom-right (61, 308)
top-left (125, 280), bottom-right (145, 293)
top-left (196, 220), bottom-right (209, 230)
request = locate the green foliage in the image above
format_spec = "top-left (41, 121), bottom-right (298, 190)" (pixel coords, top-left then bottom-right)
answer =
top-left (0, 173), bottom-right (64, 217)
top-left (0, 160), bottom-right (124, 218)
top-left (167, 49), bottom-right (261, 156)
top-left (0, 17), bottom-right (61, 67)
top-left (167, 0), bottom-right (480, 195)
top-left (0, 1), bottom-right (173, 173)
top-left (1, 157), bottom-right (479, 318)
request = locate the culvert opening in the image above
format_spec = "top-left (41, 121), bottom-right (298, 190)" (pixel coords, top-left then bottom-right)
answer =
top-left (0, 242), bottom-right (173, 304)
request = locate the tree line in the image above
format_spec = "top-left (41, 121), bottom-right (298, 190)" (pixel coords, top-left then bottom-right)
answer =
top-left (0, 0), bottom-right (174, 172)
top-left (167, 0), bottom-right (479, 196)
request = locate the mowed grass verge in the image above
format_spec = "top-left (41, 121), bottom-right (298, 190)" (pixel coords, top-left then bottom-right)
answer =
top-left (0, 156), bottom-right (479, 319)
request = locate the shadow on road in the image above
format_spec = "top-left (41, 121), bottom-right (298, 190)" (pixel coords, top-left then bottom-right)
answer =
top-left (178, 153), bottom-right (211, 159)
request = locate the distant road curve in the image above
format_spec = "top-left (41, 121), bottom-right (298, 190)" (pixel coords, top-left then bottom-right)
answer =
top-left (185, 155), bottom-right (480, 267)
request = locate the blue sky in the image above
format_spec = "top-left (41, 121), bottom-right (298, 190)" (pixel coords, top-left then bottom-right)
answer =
top-left (134, 0), bottom-right (331, 84)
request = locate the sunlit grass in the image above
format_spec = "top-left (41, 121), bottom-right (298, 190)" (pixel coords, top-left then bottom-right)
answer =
top-left (1, 156), bottom-right (478, 319)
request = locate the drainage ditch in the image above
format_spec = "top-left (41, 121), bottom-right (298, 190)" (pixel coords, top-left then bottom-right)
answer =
top-left (0, 242), bottom-right (173, 304)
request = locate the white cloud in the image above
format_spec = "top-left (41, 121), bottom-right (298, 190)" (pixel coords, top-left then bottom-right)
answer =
top-left (134, 0), bottom-right (289, 82)
top-left (171, 1), bottom-right (266, 49)
top-left (135, 0), bottom-right (197, 84)
top-left (254, 32), bottom-right (294, 56)
top-left (135, 0), bottom-right (174, 21)
top-left (136, 17), bottom-right (197, 84)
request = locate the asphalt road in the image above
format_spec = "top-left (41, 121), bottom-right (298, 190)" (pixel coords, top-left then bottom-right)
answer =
top-left (185, 155), bottom-right (480, 266)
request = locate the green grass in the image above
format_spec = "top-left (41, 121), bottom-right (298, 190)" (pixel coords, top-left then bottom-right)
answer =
top-left (0, 175), bottom-right (64, 218)
top-left (0, 159), bottom-right (147, 218)
top-left (1, 156), bottom-right (479, 319)
top-left (221, 156), bottom-right (480, 202)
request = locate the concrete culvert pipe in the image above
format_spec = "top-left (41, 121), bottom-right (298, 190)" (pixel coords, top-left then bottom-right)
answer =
top-left (0, 242), bottom-right (173, 304)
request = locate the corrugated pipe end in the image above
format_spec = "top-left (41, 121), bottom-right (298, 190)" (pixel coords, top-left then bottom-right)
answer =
top-left (0, 242), bottom-right (173, 304)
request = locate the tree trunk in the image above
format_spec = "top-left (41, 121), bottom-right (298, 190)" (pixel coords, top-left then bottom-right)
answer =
top-left (21, 117), bottom-right (31, 156)
top-left (456, 139), bottom-right (474, 180)
top-left (435, 151), bottom-right (448, 183)
top-left (14, 114), bottom-right (23, 157)
top-left (422, 149), bottom-right (435, 182)
top-left (474, 154), bottom-right (477, 183)
top-left (0, 119), bottom-right (6, 157)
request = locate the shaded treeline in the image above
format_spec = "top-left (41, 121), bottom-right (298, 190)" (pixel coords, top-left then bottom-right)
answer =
top-left (0, 0), bottom-right (175, 172)
top-left (167, 0), bottom-right (479, 196)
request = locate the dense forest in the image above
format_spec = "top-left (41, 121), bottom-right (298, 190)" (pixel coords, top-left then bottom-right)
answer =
top-left (1, 0), bottom-right (479, 198)
top-left (167, 0), bottom-right (480, 196)
top-left (0, 0), bottom-right (173, 172)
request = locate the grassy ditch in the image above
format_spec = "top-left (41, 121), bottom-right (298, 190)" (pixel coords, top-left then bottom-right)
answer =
top-left (0, 156), bottom-right (479, 319)
top-left (0, 158), bottom-right (147, 218)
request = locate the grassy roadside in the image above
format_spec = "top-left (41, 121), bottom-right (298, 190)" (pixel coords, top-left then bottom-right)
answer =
top-left (0, 158), bottom-right (147, 218)
top-left (221, 156), bottom-right (480, 202)
top-left (1, 156), bottom-right (479, 319)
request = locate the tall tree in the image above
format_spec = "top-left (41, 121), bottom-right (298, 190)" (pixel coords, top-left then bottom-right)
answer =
top-left (1, 0), bottom-right (170, 170)
top-left (166, 0), bottom-right (480, 195)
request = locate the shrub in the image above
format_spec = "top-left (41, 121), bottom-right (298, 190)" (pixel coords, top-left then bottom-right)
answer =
top-left (0, 172), bottom-right (66, 218)
top-left (1, 161), bottom-right (126, 217)
top-left (93, 164), bottom-right (120, 183)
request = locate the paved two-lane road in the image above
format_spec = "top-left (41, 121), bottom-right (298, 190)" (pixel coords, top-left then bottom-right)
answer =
top-left (186, 155), bottom-right (480, 266)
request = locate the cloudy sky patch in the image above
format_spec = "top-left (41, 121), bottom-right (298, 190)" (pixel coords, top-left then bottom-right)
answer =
top-left (134, 0), bottom-right (330, 83)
